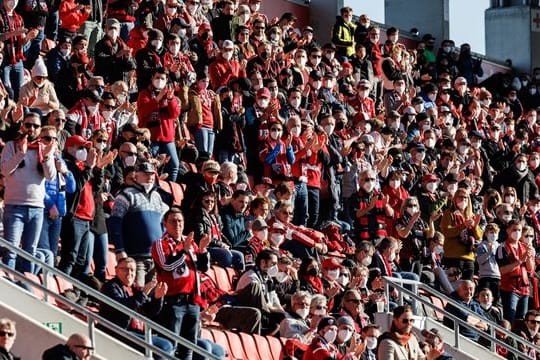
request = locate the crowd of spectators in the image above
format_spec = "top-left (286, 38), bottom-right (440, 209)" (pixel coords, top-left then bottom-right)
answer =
top-left (3, 0), bottom-right (540, 358)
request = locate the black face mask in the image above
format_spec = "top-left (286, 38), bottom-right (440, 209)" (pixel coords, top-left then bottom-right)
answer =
top-left (129, 137), bottom-right (138, 145)
top-left (336, 121), bottom-right (345, 130)
top-left (306, 268), bottom-right (319, 277)
top-left (260, 51), bottom-right (270, 60)
top-left (201, 32), bottom-right (210, 41)
top-left (392, 157), bottom-right (403, 167)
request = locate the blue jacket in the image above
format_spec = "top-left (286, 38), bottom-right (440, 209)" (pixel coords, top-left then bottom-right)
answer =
top-left (443, 292), bottom-right (486, 341)
top-left (108, 184), bottom-right (169, 256)
top-left (220, 203), bottom-right (251, 248)
top-left (44, 157), bottom-right (76, 216)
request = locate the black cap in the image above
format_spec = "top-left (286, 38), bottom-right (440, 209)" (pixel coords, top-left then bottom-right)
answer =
top-left (122, 123), bottom-right (144, 134)
top-left (280, 68), bottom-right (293, 76)
top-left (303, 26), bottom-right (314, 33)
top-left (280, 12), bottom-right (297, 22)
top-left (317, 316), bottom-right (337, 332)
top-left (469, 130), bottom-right (484, 139)
top-left (136, 162), bottom-right (156, 173)
top-left (388, 110), bottom-right (400, 118)
top-left (322, 43), bottom-right (336, 51)
top-left (81, 89), bottom-right (102, 103)
top-left (443, 172), bottom-right (458, 183)
top-left (323, 72), bottom-right (336, 79)
top-left (422, 33), bottom-right (435, 42)
top-left (309, 70), bottom-right (323, 80)
top-left (416, 112), bottom-right (429, 122)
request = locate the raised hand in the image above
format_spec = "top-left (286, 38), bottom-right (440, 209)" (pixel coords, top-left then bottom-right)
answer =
top-left (154, 282), bottom-right (168, 299)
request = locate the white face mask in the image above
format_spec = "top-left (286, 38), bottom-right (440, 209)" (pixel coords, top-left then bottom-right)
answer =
top-left (337, 329), bottom-right (353, 343)
top-left (426, 182), bottom-right (437, 193)
top-left (295, 308), bottom-right (309, 319)
top-left (459, 145), bottom-right (469, 155)
top-left (290, 126), bottom-right (301, 137)
top-left (75, 148), bottom-right (88, 161)
top-left (107, 29), bottom-right (119, 39)
top-left (166, 6), bottom-right (177, 16)
top-left (290, 98), bottom-right (301, 109)
top-left (324, 125), bottom-right (334, 136)
top-left (414, 104), bottom-right (424, 113)
top-left (187, 3), bottom-right (199, 13)
top-left (151, 39), bottom-right (163, 49)
top-left (178, 28), bottom-right (187, 38)
top-left (87, 105), bottom-right (98, 115)
top-left (117, 94), bottom-right (127, 104)
top-left (257, 99), bottom-right (269, 109)
top-left (361, 256), bottom-right (372, 267)
top-left (124, 154), bottom-right (137, 167)
top-left (102, 110), bottom-right (113, 121)
top-left (486, 233), bottom-right (498, 242)
top-left (406, 208), bottom-right (417, 217)
top-left (510, 231), bottom-right (521, 241)
top-left (337, 274), bottom-right (349, 287)
top-left (471, 141), bottom-right (481, 149)
top-left (266, 264), bottom-right (279, 277)
top-left (96, 142), bottom-right (107, 151)
top-left (222, 51), bottom-right (233, 61)
top-left (366, 336), bottom-right (378, 350)
top-left (504, 195), bottom-right (515, 204)
top-left (269, 130), bottom-right (281, 141)
top-left (270, 233), bottom-right (284, 246)
top-left (326, 269), bottom-right (339, 281)
top-left (363, 181), bottom-right (375, 193)
top-left (434, 245), bottom-right (444, 255)
top-left (153, 79), bottom-right (166, 90)
top-left (323, 80), bottom-right (333, 89)
top-left (501, 214), bottom-right (512, 222)
top-left (359, 277), bottom-right (368, 288)
top-left (250, 3), bottom-right (260, 12)
top-left (256, 229), bottom-right (268, 241)
top-left (427, 94), bottom-right (437, 102)
top-left (480, 302), bottom-right (492, 310)
top-left (275, 271), bottom-right (288, 283)
top-left (324, 329), bottom-right (337, 344)
top-left (313, 308), bottom-right (326, 316)
top-left (447, 184), bottom-right (458, 195)
top-left (480, 99), bottom-right (491, 107)
top-left (390, 121), bottom-right (400, 130)
top-left (141, 183), bottom-right (153, 192)
top-left (389, 180), bottom-right (400, 189)
top-left (169, 44), bottom-right (181, 56)
top-left (60, 48), bottom-right (70, 57)
top-left (425, 139), bottom-right (435, 148)
top-left (516, 163), bottom-right (527, 171)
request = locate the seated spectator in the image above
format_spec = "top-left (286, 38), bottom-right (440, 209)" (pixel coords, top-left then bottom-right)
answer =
top-left (279, 290), bottom-right (312, 341)
top-left (302, 316), bottom-right (341, 360)
top-left (0, 318), bottom-right (18, 360)
top-left (335, 289), bottom-right (369, 333)
top-left (359, 323), bottom-right (382, 360)
top-left (443, 280), bottom-right (489, 341)
top-left (42, 333), bottom-right (93, 360)
top-left (476, 287), bottom-right (502, 324)
top-left (512, 310), bottom-right (540, 355)
top-left (100, 257), bottom-right (174, 358)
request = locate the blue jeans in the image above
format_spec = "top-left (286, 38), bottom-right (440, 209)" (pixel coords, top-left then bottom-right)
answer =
top-left (93, 232), bottom-right (108, 282)
top-left (307, 186), bottom-right (320, 228)
top-left (58, 217), bottom-right (93, 278)
top-left (45, 10), bottom-right (59, 41)
top-left (293, 181), bottom-right (308, 226)
top-left (207, 247), bottom-right (245, 271)
top-left (1, 59), bottom-right (24, 101)
top-left (33, 248), bottom-right (55, 275)
top-left (501, 290), bottom-right (529, 323)
top-left (38, 210), bottom-right (63, 257)
top-left (132, 332), bottom-right (174, 360)
top-left (150, 141), bottom-right (180, 182)
top-left (194, 338), bottom-right (226, 360)
top-left (160, 302), bottom-right (200, 360)
top-left (193, 127), bottom-right (215, 159)
top-left (2, 205), bottom-right (44, 273)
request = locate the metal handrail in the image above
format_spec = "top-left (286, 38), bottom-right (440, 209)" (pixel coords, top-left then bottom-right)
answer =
top-left (383, 276), bottom-right (540, 358)
top-left (0, 237), bottom-right (220, 360)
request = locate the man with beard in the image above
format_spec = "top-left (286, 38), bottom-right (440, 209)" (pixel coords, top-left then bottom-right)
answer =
top-left (0, 112), bottom-right (57, 273)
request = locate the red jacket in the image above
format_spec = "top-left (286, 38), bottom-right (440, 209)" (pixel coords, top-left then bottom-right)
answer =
top-left (267, 217), bottom-right (325, 248)
top-left (59, 0), bottom-right (89, 32)
top-left (259, 138), bottom-right (294, 179)
top-left (127, 27), bottom-right (147, 55)
top-left (208, 54), bottom-right (244, 90)
top-left (302, 335), bottom-right (342, 360)
top-left (348, 96), bottom-right (376, 123)
top-left (137, 87), bottom-right (181, 142)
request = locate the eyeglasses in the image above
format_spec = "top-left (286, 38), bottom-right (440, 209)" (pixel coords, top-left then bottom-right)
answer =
top-left (401, 318), bottom-right (415, 324)
top-left (281, 210), bottom-right (293, 216)
top-left (346, 298), bottom-right (361, 304)
top-left (102, 104), bottom-right (116, 110)
top-left (270, 128), bottom-right (282, 132)
top-left (0, 331), bottom-right (14, 337)
top-left (407, 204), bottom-right (418, 208)
top-left (315, 305), bottom-right (327, 310)
top-left (24, 123), bottom-right (40, 129)
top-left (41, 135), bottom-right (57, 142)
top-left (74, 345), bottom-right (94, 352)
top-left (363, 178), bottom-right (376, 182)
top-left (526, 235), bottom-right (535, 239)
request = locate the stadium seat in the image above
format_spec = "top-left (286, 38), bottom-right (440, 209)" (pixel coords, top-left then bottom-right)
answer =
top-left (430, 294), bottom-right (446, 321)
top-left (24, 272), bottom-right (44, 300)
top-left (54, 275), bottom-right (74, 294)
top-left (224, 330), bottom-right (249, 360)
top-left (39, 274), bottom-right (59, 305)
top-left (266, 334), bottom-right (284, 360)
top-left (212, 265), bottom-right (233, 293)
top-left (253, 334), bottom-right (276, 360)
top-left (224, 267), bottom-right (238, 289)
top-left (239, 332), bottom-right (261, 360)
top-left (208, 328), bottom-right (233, 359)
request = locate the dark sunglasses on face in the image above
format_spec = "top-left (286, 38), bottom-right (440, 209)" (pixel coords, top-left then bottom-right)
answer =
top-left (95, 138), bottom-right (107, 143)
top-left (24, 123), bottom-right (40, 129)
top-left (41, 135), bottom-right (57, 142)
top-left (0, 331), bottom-right (14, 337)
top-left (102, 104), bottom-right (116, 110)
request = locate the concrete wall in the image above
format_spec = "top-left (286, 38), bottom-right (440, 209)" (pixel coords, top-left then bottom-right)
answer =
top-left (308, 0), bottom-right (342, 45)
top-left (385, 0), bottom-right (449, 44)
top-left (485, 6), bottom-right (531, 71)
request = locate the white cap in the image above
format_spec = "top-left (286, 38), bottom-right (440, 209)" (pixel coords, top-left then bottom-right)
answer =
top-left (31, 57), bottom-right (48, 78)
top-left (222, 40), bottom-right (235, 49)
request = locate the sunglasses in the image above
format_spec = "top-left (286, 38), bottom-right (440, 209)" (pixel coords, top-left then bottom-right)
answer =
top-left (311, 55), bottom-right (322, 58)
top-left (41, 135), bottom-right (57, 142)
top-left (74, 345), bottom-right (94, 351)
top-left (102, 104), bottom-right (116, 110)
top-left (202, 199), bottom-right (215, 203)
top-left (254, 26), bottom-right (265, 30)
top-left (407, 204), bottom-right (418, 208)
top-left (95, 138), bottom-right (108, 143)
top-left (0, 331), bottom-right (14, 337)
top-left (24, 123), bottom-right (40, 129)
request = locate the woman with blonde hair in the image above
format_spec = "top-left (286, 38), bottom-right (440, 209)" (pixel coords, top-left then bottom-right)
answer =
top-left (440, 188), bottom-right (482, 280)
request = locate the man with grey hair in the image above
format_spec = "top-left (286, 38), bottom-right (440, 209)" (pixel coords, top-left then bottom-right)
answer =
top-left (443, 279), bottom-right (489, 341)
top-left (279, 291), bottom-right (312, 341)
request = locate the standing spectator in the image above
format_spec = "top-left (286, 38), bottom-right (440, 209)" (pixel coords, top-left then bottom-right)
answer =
top-left (137, 68), bottom-right (181, 182)
top-left (208, 40), bottom-right (243, 89)
top-left (0, 112), bottom-right (57, 273)
top-left (78, 0), bottom-right (103, 56)
top-left (65, 89), bottom-right (104, 139)
top-left (475, 223), bottom-right (501, 305)
top-left (38, 126), bottom-right (76, 258)
top-left (93, 18), bottom-right (135, 84)
top-left (42, 333), bottom-right (93, 360)
top-left (331, 7), bottom-right (356, 60)
top-left (0, 318), bottom-right (19, 360)
top-left (109, 162), bottom-right (169, 286)
top-left (58, 0), bottom-right (89, 39)
top-left (152, 207), bottom-right (211, 360)
top-left (496, 220), bottom-right (535, 323)
top-left (45, 36), bottom-right (71, 85)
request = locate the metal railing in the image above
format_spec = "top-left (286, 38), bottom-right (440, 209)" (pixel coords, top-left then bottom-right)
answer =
top-left (383, 276), bottom-right (540, 359)
top-left (0, 238), bottom-right (220, 360)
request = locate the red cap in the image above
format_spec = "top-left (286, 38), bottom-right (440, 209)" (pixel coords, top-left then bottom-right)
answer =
top-left (65, 135), bottom-right (92, 149)
top-left (421, 174), bottom-right (439, 183)
top-left (342, 62), bottom-right (353, 69)
top-left (322, 257), bottom-right (344, 270)
top-left (256, 87), bottom-right (271, 98)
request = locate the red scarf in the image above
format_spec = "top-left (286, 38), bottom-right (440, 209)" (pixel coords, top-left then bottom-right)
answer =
top-left (0, 9), bottom-right (25, 64)
top-left (303, 275), bottom-right (323, 294)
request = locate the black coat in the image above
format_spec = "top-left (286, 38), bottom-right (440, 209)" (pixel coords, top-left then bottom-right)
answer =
top-left (42, 344), bottom-right (76, 360)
